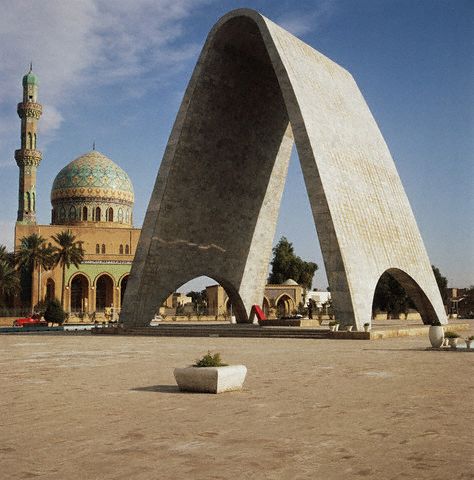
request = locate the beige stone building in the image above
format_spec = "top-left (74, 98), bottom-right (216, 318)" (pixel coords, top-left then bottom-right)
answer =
top-left (206, 279), bottom-right (304, 319)
top-left (14, 68), bottom-right (140, 320)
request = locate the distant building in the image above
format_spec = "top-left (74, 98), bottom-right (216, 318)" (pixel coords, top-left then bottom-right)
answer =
top-left (206, 279), bottom-right (306, 318)
top-left (447, 288), bottom-right (474, 318)
top-left (306, 290), bottom-right (331, 310)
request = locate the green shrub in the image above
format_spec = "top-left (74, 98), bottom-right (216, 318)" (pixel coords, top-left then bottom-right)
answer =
top-left (444, 331), bottom-right (460, 339)
top-left (33, 300), bottom-right (49, 317)
top-left (193, 351), bottom-right (228, 368)
top-left (44, 299), bottom-right (67, 325)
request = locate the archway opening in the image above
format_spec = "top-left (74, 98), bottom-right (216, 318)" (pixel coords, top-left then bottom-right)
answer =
top-left (71, 274), bottom-right (89, 313)
top-left (276, 294), bottom-right (294, 318)
top-left (158, 275), bottom-right (245, 323)
top-left (96, 274), bottom-right (114, 312)
top-left (268, 145), bottom-right (329, 316)
top-left (372, 268), bottom-right (440, 325)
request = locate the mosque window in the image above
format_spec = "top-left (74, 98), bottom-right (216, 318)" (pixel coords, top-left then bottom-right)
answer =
top-left (60, 207), bottom-right (66, 221)
top-left (46, 279), bottom-right (55, 301)
top-left (26, 192), bottom-right (31, 211)
top-left (107, 207), bottom-right (113, 222)
top-left (82, 206), bottom-right (88, 221)
top-left (32, 192), bottom-right (35, 211)
top-left (125, 209), bottom-right (129, 223)
top-left (125, 245), bottom-right (130, 255)
top-left (34, 133), bottom-right (37, 149)
top-left (95, 207), bottom-right (101, 221)
top-left (101, 244), bottom-right (106, 254)
top-left (69, 206), bottom-right (76, 221)
top-left (119, 245), bottom-right (124, 255)
top-left (28, 132), bottom-right (33, 149)
top-left (118, 208), bottom-right (123, 223)
top-left (96, 244), bottom-right (100, 254)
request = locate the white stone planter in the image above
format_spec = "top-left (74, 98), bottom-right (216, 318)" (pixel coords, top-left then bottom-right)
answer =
top-left (174, 365), bottom-right (247, 394)
top-left (428, 325), bottom-right (444, 348)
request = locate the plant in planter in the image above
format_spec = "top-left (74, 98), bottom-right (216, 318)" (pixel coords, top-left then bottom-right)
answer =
top-left (193, 351), bottom-right (227, 367)
top-left (174, 351), bottom-right (247, 394)
top-left (363, 322), bottom-right (371, 332)
top-left (444, 331), bottom-right (460, 349)
top-left (465, 335), bottom-right (474, 349)
top-left (428, 320), bottom-right (444, 348)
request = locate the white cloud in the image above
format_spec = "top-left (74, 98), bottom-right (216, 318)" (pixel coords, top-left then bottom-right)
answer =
top-left (0, 0), bottom-right (213, 164)
top-left (277, 0), bottom-right (338, 37)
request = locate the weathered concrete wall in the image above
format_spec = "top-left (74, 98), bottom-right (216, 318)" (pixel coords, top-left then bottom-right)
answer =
top-left (121, 9), bottom-right (446, 329)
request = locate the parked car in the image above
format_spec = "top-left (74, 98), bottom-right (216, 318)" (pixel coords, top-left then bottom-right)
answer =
top-left (13, 314), bottom-right (48, 327)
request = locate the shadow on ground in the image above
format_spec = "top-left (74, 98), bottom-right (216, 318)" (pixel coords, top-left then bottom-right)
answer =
top-left (131, 385), bottom-right (181, 393)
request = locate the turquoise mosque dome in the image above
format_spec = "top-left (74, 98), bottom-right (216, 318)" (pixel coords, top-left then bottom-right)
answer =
top-left (51, 150), bottom-right (134, 226)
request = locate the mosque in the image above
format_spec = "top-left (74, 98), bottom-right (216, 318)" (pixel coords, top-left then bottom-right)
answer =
top-left (13, 67), bottom-right (307, 321)
top-left (14, 67), bottom-right (139, 320)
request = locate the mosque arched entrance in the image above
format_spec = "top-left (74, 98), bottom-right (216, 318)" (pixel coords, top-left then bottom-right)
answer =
top-left (71, 274), bottom-right (89, 313)
top-left (276, 294), bottom-right (294, 318)
top-left (96, 274), bottom-right (114, 312)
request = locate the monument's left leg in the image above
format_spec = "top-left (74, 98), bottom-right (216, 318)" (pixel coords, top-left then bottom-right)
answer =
top-left (120, 18), bottom-right (295, 326)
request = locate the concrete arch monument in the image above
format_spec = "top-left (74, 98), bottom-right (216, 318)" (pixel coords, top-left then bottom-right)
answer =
top-left (120, 9), bottom-right (446, 328)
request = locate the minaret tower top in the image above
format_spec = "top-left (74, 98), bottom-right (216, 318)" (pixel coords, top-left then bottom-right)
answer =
top-left (15, 64), bottom-right (43, 224)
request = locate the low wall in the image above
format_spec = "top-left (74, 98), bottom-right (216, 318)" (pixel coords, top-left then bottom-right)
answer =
top-left (0, 317), bottom-right (16, 327)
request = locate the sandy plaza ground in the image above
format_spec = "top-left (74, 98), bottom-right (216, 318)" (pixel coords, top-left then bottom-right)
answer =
top-left (1, 330), bottom-right (473, 480)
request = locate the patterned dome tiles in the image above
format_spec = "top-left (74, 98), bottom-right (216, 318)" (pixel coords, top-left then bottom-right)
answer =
top-left (51, 150), bottom-right (134, 205)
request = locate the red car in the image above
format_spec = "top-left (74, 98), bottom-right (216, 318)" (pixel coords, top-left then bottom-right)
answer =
top-left (13, 315), bottom-right (48, 327)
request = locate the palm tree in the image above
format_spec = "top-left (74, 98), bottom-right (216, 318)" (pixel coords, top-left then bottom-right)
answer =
top-left (15, 234), bottom-right (56, 306)
top-left (52, 230), bottom-right (85, 308)
top-left (0, 258), bottom-right (20, 302)
top-left (0, 245), bottom-right (10, 262)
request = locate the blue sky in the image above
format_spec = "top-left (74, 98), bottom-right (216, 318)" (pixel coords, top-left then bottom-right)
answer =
top-left (0, 0), bottom-right (472, 290)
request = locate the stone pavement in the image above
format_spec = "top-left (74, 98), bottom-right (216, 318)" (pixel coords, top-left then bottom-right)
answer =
top-left (1, 329), bottom-right (473, 479)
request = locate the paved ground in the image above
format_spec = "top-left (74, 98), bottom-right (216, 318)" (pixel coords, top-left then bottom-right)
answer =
top-left (1, 330), bottom-right (473, 480)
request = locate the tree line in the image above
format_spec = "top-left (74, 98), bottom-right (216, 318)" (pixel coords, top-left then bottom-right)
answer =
top-left (0, 230), bottom-right (84, 311)
top-left (267, 237), bottom-right (449, 317)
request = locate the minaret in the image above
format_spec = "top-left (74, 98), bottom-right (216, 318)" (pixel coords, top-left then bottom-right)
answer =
top-left (15, 64), bottom-right (42, 224)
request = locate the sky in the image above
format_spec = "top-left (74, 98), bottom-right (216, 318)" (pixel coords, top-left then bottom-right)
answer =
top-left (0, 0), bottom-right (472, 291)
